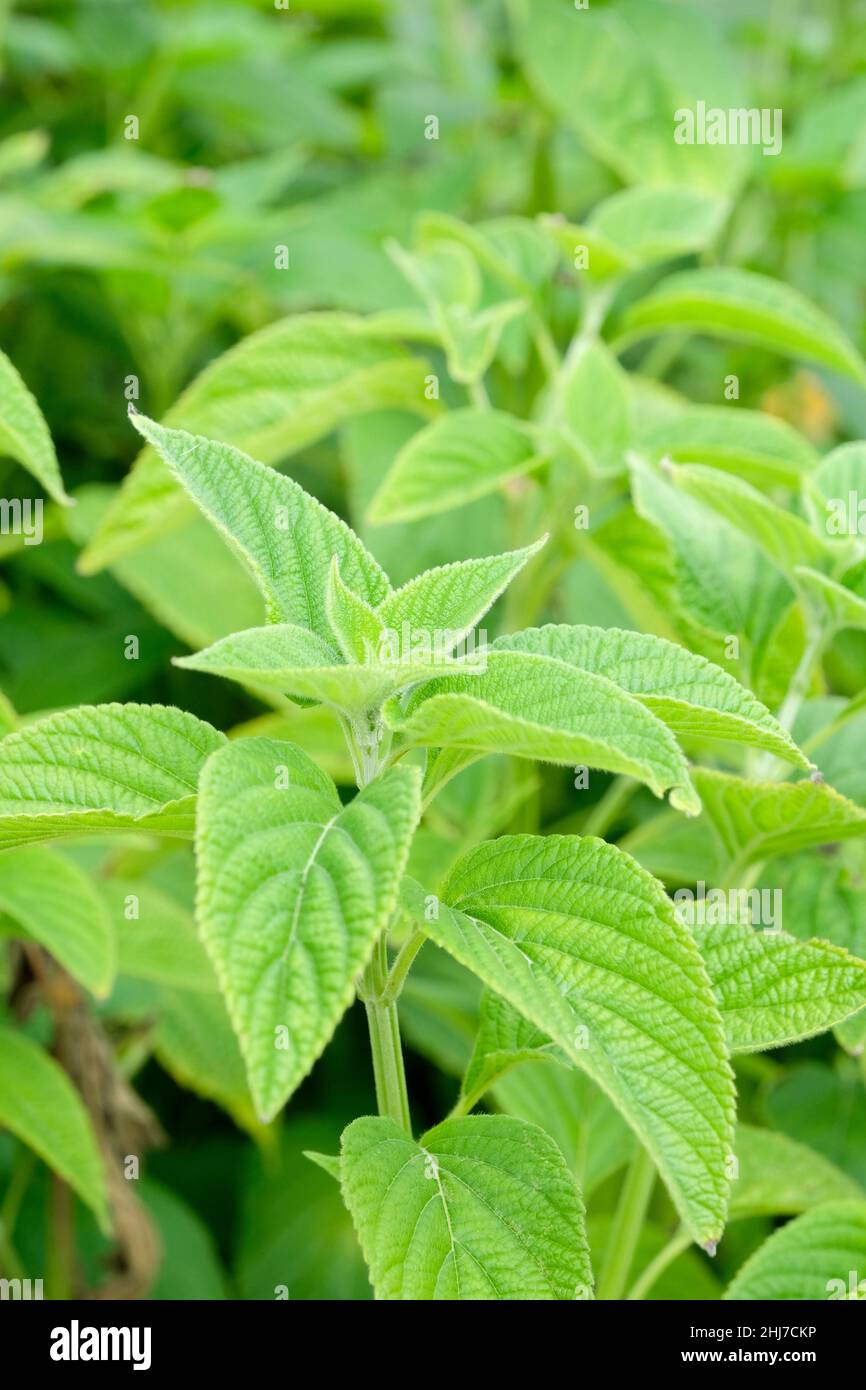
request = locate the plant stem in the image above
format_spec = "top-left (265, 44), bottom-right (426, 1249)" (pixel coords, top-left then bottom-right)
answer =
top-left (580, 775), bottom-right (637, 839)
top-left (627, 1226), bottom-right (691, 1300)
top-left (381, 928), bottom-right (426, 1004)
top-left (596, 1146), bottom-right (656, 1301)
top-left (362, 934), bottom-right (412, 1132)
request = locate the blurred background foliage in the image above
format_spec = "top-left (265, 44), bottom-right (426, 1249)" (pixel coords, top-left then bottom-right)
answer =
top-left (1, 0), bottom-right (866, 1299)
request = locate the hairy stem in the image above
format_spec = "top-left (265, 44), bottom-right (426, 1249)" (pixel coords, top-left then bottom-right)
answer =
top-left (596, 1146), bottom-right (656, 1300)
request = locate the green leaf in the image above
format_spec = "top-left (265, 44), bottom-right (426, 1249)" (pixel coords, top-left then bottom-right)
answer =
top-left (0, 348), bottom-right (70, 505)
top-left (494, 625), bottom-right (809, 768)
top-left (98, 880), bottom-right (217, 993)
top-left (513, 0), bottom-right (748, 193)
top-left (723, 1202), bottom-right (866, 1300)
top-left (304, 1150), bottom-right (342, 1181)
top-left (196, 738), bottom-right (421, 1120)
top-left (377, 539), bottom-right (546, 652)
top-left (325, 558), bottom-right (387, 666)
top-left (367, 410), bottom-right (544, 525)
top-left (556, 340), bottom-right (630, 475)
top-left (462, 990), bottom-right (559, 1105)
top-left (176, 623), bottom-right (483, 714)
top-left (730, 1125), bottom-right (863, 1220)
top-left (340, 1113), bottom-right (593, 1300)
top-left (128, 413), bottom-right (391, 633)
top-left (153, 987), bottom-right (258, 1133)
top-left (0, 703), bottom-right (225, 849)
top-left (640, 406), bottom-right (818, 491)
top-left (0, 1027), bottom-right (108, 1223)
top-left (387, 649), bottom-right (700, 814)
top-left (588, 185), bottom-right (728, 263)
top-left (794, 566), bottom-right (866, 634)
top-left (693, 919), bottom-right (866, 1051)
top-left (664, 461), bottom-right (839, 575)
top-left (401, 833), bottom-right (736, 1244)
top-left (79, 313), bottom-right (430, 572)
top-left (615, 269), bottom-right (866, 383)
top-left (0, 846), bottom-right (115, 996)
top-left (691, 767), bottom-right (866, 869)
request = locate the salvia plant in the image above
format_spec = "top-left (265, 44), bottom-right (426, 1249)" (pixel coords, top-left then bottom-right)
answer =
top-left (2, 0), bottom-right (866, 1305)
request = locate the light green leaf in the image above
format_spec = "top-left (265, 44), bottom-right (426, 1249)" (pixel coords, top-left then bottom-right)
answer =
top-left (0, 847), bottom-right (115, 996)
top-left (387, 649), bottom-right (700, 813)
top-left (730, 1125), bottom-right (863, 1220)
top-left (694, 919), bottom-right (866, 1051)
top-left (723, 1202), bottom-right (866, 1300)
top-left (417, 212), bottom-right (558, 300)
top-left (196, 738), bottom-right (421, 1120)
top-left (0, 348), bottom-right (70, 505)
top-left (0, 1027), bottom-right (108, 1223)
top-left (401, 833), bottom-right (736, 1244)
top-left (128, 414), bottom-right (391, 633)
top-left (588, 185), bottom-right (728, 263)
top-left (367, 410), bottom-right (544, 525)
top-left (304, 1150), bottom-right (342, 1181)
top-left (494, 625), bottom-right (808, 767)
top-left (794, 566), bottom-right (866, 634)
top-left (325, 558), bottom-right (387, 666)
top-left (541, 215), bottom-right (632, 281)
top-left (98, 880), bottom-right (217, 993)
top-left (692, 767), bottom-right (866, 869)
top-left (176, 623), bottom-right (484, 714)
top-left (0, 703), bottom-right (225, 849)
top-left (615, 268), bottom-right (866, 383)
top-left (377, 539), bottom-right (546, 653)
top-left (640, 406), bottom-right (818, 491)
top-left (665, 461), bottom-right (839, 575)
top-left (340, 1113), bottom-right (593, 1300)
top-left (556, 340), bottom-right (630, 474)
top-left (462, 990), bottom-right (559, 1106)
top-left (513, 0), bottom-right (748, 193)
top-left (79, 313), bottom-right (430, 572)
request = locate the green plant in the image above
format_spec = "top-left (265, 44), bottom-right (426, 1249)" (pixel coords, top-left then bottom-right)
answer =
top-left (3, 0), bottom-right (866, 1305)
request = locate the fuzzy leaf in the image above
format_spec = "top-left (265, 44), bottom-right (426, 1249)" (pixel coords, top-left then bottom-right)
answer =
top-left (640, 406), bottom-right (817, 491)
top-left (340, 1113), bottom-right (593, 1300)
top-left (723, 1202), bottom-right (866, 1300)
top-left (556, 340), bottom-right (630, 474)
top-left (495, 625), bottom-right (808, 767)
top-left (387, 649), bottom-right (700, 814)
top-left (401, 834), bottom-right (736, 1244)
top-left (0, 704), bottom-right (225, 849)
top-left (694, 920), bottom-right (866, 1051)
top-left (730, 1125), bottom-right (863, 1219)
top-left (368, 410), bottom-right (543, 525)
top-left (692, 767), bottom-right (866, 868)
top-left (98, 880), bottom-right (217, 993)
top-left (325, 558), bottom-right (387, 666)
top-left (196, 738), bottom-right (421, 1120)
top-left (128, 414), bottom-right (391, 634)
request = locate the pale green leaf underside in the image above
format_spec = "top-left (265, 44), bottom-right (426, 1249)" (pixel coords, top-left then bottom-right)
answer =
top-left (0, 845), bottom-right (115, 996)
top-left (177, 624), bottom-right (486, 713)
top-left (616, 268), bottom-right (866, 383)
top-left (80, 313), bottom-right (428, 572)
top-left (196, 738), bottom-right (421, 1120)
top-left (723, 1202), bottom-right (866, 1299)
top-left (694, 920), bottom-right (866, 1052)
top-left (387, 649), bottom-right (700, 814)
top-left (340, 1114), bottom-right (593, 1300)
top-left (129, 415), bottom-right (391, 635)
top-left (0, 703), bottom-right (225, 849)
top-left (730, 1125), bottom-right (863, 1220)
top-left (0, 1027), bottom-right (108, 1223)
top-left (494, 625), bottom-right (808, 767)
top-left (368, 409), bottom-right (544, 524)
top-left (692, 767), bottom-right (866, 867)
top-left (402, 833), bottom-right (736, 1243)
top-left (0, 347), bottom-right (70, 504)
top-left (795, 565), bottom-right (866, 634)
